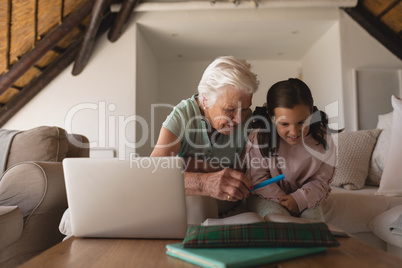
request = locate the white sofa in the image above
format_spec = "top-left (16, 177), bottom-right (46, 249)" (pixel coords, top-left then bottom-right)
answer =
top-left (322, 96), bottom-right (402, 258)
top-left (323, 187), bottom-right (402, 257)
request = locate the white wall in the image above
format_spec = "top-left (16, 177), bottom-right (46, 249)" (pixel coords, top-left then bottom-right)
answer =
top-left (156, 59), bottom-right (301, 111)
top-left (250, 60), bottom-right (301, 109)
top-left (302, 20), bottom-right (344, 129)
top-left (339, 10), bottom-right (402, 131)
top-left (4, 23), bottom-right (138, 159)
top-left (136, 27), bottom-right (159, 156)
top-left (155, 60), bottom-right (301, 112)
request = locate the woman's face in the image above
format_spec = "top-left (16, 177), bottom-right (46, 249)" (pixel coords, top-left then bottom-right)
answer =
top-left (273, 104), bottom-right (312, 145)
top-left (203, 87), bottom-right (253, 135)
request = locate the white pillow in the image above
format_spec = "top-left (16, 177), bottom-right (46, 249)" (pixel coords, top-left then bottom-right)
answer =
top-left (367, 112), bottom-right (393, 186)
top-left (376, 96), bottom-right (402, 196)
top-left (369, 205), bottom-right (402, 248)
top-left (331, 129), bottom-right (381, 190)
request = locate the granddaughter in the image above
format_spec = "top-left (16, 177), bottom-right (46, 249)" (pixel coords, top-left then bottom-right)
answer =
top-left (244, 78), bottom-right (341, 221)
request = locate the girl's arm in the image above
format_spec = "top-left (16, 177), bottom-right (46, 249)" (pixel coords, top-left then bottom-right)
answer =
top-left (245, 147), bottom-right (287, 201)
top-left (252, 182), bottom-right (286, 202)
top-left (290, 163), bottom-right (334, 212)
top-left (290, 133), bottom-right (337, 213)
top-left (244, 131), bottom-right (287, 201)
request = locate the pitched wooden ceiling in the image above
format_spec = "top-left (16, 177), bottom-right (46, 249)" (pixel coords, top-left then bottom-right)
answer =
top-left (0, 0), bottom-right (401, 127)
top-left (344, 0), bottom-right (402, 61)
top-left (0, 0), bottom-right (134, 126)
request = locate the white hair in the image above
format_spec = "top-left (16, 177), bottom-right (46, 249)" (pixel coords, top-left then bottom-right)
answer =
top-left (198, 56), bottom-right (259, 107)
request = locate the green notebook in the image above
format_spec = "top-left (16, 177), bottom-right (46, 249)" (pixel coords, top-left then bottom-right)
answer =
top-left (166, 243), bottom-right (326, 268)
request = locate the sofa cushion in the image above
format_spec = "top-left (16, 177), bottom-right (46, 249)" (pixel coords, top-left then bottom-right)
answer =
top-left (376, 96), bottom-right (402, 197)
top-left (330, 129), bottom-right (381, 190)
top-left (367, 112), bottom-right (393, 186)
top-left (369, 205), bottom-right (402, 248)
top-left (322, 186), bottom-right (402, 233)
top-left (6, 126), bottom-right (68, 169)
top-left (0, 130), bottom-right (20, 173)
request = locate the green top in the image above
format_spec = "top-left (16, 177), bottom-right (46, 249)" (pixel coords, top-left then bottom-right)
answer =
top-left (162, 94), bottom-right (251, 168)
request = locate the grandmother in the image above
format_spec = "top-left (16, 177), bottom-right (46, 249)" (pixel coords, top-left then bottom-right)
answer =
top-left (151, 56), bottom-right (259, 216)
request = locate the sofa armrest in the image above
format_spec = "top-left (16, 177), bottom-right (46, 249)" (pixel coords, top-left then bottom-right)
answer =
top-left (0, 206), bottom-right (23, 250)
top-left (67, 134), bottom-right (90, 157)
top-left (0, 162), bottom-right (67, 219)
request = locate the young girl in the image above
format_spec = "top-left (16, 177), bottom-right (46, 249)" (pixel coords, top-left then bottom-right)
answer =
top-left (244, 78), bottom-right (341, 221)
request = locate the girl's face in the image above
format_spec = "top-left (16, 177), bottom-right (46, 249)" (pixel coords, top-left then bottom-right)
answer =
top-left (273, 104), bottom-right (312, 145)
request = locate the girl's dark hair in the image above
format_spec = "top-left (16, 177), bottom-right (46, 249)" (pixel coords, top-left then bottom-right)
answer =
top-left (252, 78), bottom-right (342, 158)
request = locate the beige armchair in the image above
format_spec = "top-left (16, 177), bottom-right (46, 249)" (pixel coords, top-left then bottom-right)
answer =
top-left (0, 126), bottom-right (89, 267)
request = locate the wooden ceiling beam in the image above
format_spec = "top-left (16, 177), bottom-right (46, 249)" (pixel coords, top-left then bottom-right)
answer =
top-left (108, 0), bottom-right (140, 42)
top-left (72, 0), bottom-right (111, 75)
top-left (343, 4), bottom-right (402, 60)
top-left (0, 0), bottom-right (94, 96)
top-left (0, 10), bottom-right (116, 127)
top-left (377, 0), bottom-right (401, 19)
top-left (0, 38), bottom-right (81, 127)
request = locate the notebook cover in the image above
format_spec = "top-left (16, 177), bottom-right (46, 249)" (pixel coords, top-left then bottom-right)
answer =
top-left (166, 243), bottom-right (326, 268)
top-left (183, 222), bottom-right (339, 248)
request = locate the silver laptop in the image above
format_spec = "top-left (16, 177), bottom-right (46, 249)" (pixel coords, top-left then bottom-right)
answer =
top-left (63, 157), bottom-right (188, 239)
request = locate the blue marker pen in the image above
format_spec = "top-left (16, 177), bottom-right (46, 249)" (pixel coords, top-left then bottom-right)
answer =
top-left (250, 174), bottom-right (285, 192)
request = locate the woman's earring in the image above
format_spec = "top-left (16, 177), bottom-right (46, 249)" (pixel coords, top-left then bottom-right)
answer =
top-left (204, 107), bottom-right (206, 110)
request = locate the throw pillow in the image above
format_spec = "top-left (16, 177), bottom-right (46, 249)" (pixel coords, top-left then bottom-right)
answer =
top-left (6, 126), bottom-right (68, 168)
top-left (367, 112), bottom-right (393, 186)
top-left (376, 96), bottom-right (402, 196)
top-left (331, 129), bottom-right (381, 190)
top-left (368, 205), bottom-right (402, 248)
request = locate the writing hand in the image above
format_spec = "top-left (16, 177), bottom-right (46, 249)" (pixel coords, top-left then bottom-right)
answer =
top-left (201, 168), bottom-right (253, 202)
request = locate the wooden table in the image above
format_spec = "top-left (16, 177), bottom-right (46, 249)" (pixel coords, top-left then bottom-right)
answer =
top-left (19, 237), bottom-right (401, 268)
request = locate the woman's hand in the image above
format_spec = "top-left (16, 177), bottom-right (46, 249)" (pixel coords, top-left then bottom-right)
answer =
top-left (204, 168), bottom-right (253, 202)
top-left (279, 194), bottom-right (300, 216)
top-left (186, 168), bottom-right (253, 202)
top-left (152, 127), bottom-right (253, 202)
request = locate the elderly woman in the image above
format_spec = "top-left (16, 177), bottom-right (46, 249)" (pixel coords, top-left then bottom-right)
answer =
top-left (151, 56), bottom-right (259, 212)
top-left (59, 56), bottom-right (259, 237)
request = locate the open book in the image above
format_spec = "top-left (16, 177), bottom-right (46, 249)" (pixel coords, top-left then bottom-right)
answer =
top-left (202, 212), bottom-right (350, 237)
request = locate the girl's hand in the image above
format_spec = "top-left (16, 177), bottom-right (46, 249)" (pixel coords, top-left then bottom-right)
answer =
top-left (279, 195), bottom-right (300, 215)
